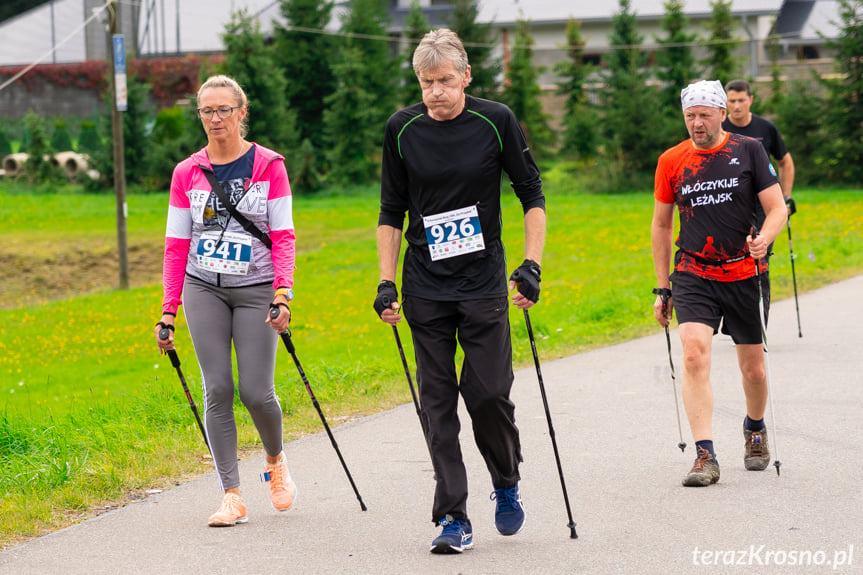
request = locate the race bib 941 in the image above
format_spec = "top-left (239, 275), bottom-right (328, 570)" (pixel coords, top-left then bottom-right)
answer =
top-left (423, 205), bottom-right (485, 261)
top-left (196, 230), bottom-right (252, 275)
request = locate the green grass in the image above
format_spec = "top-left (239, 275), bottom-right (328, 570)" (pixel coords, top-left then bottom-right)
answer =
top-left (1, 182), bottom-right (862, 548)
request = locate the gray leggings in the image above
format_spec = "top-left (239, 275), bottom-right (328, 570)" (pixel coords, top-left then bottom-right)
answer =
top-left (183, 275), bottom-right (283, 490)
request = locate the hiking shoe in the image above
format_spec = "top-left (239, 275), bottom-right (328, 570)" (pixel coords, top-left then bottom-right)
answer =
top-left (744, 427), bottom-right (771, 471)
top-left (491, 483), bottom-right (526, 536)
top-left (207, 492), bottom-right (248, 526)
top-left (430, 516), bottom-right (474, 554)
top-left (682, 447), bottom-right (720, 487)
top-left (262, 451), bottom-right (297, 511)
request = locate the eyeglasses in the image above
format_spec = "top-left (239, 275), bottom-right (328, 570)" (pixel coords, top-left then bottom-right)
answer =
top-left (197, 105), bottom-right (241, 120)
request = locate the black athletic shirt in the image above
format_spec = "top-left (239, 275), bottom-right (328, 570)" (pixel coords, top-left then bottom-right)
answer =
top-left (379, 95), bottom-right (545, 301)
top-left (722, 114), bottom-right (789, 228)
top-left (722, 114), bottom-right (788, 162)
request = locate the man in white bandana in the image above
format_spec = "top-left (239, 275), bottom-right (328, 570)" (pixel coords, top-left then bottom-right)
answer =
top-left (650, 79), bottom-right (787, 487)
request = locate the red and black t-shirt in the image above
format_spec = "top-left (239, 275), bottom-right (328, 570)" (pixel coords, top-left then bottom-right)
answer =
top-left (655, 132), bottom-right (779, 281)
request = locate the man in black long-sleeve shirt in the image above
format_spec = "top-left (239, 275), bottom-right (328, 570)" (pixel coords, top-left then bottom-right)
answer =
top-left (375, 28), bottom-right (546, 554)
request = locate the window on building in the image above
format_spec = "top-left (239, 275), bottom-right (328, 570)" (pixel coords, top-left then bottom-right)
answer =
top-left (797, 45), bottom-right (820, 59)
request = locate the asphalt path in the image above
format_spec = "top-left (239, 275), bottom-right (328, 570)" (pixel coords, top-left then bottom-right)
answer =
top-left (2, 275), bottom-right (861, 574)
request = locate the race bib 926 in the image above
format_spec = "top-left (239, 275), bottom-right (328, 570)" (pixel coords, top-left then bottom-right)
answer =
top-left (423, 205), bottom-right (485, 261)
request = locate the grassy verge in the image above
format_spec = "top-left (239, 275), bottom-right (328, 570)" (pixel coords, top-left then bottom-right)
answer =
top-left (1, 183), bottom-right (862, 548)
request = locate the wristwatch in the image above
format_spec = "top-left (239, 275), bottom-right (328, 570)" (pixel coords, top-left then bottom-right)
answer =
top-left (275, 287), bottom-right (294, 301)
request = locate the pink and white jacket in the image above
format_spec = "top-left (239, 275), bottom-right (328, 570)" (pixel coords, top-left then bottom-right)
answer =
top-left (161, 143), bottom-right (296, 315)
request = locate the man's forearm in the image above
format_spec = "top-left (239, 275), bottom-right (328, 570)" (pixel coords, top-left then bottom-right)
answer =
top-left (651, 201), bottom-right (675, 288)
top-left (778, 153), bottom-right (795, 198)
top-left (377, 225), bottom-right (402, 282)
top-left (524, 207), bottom-right (546, 265)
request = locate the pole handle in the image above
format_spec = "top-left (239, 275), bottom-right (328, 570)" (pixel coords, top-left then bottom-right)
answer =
top-left (271, 307), bottom-right (296, 352)
top-left (158, 328), bottom-right (181, 368)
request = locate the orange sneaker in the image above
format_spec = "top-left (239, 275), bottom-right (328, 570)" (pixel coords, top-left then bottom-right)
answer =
top-left (207, 492), bottom-right (248, 527)
top-left (263, 451), bottom-right (297, 511)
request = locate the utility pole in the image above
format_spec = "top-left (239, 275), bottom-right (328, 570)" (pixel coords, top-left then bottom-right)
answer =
top-left (108, 1), bottom-right (130, 290)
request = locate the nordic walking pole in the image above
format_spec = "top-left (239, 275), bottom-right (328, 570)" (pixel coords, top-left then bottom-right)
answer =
top-left (752, 232), bottom-right (782, 476)
top-left (270, 308), bottom-right (368, 511)
top-left (523, 309), bottom-right (578, 539)
top-left (652, 288), bottom-right (687, 453)
top-left (785, 198), bottom-right (802, 338)
top-left (380, 295), bottom-right (434, 461)
top-left (158, 327), bottom-right (209, 449)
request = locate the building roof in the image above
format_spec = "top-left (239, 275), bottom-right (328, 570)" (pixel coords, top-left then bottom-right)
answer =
top-left (0, 0), bottom-right (85, 65)
top-left (0, 0), bottom-right (844, 67)
top-left (775, 0), bottom-right (842, 42)
top-left (474, 0), bottom-right (785, 26)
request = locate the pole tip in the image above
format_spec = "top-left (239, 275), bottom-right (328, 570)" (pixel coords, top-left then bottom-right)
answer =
top-left (568, 522), bottom-right (578, 539)
top-left (774, 460), bottom-right (782, 476)
top-left (360, 501), bottom-right (368, 511)
top-left (678, 442), bottom-right (687, 453)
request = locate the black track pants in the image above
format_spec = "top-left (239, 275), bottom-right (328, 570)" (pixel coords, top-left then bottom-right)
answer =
top-left (403, 295), bottom-right (522, 524)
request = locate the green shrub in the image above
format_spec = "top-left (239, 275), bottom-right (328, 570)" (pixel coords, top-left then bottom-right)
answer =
top-left (143, 105), bottom-right (204, 191)
top-left (77, 120), bottom-right (101, 155)
top-left (50, 120), bottom-right (74, 152)
top-left (0, 123), bottom-right (12, 157)
top-left (22, 112), bottom-right (63, 183)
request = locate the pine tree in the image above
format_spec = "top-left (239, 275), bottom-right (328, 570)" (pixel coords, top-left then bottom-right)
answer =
top-left (89, 75), bottom-right (153, 189)
top-left (656, 0), bottom-right (699, 110)
top-left (774, 79), bottom-right (823, 186)
top-left (340, 0), bottom-right (398, 131)
top-left (554, 18), bottom-right (598, 159)
top-left (77, 120), bottom-right (102, 155)
top-left (601, 0), bottom-right (667, 177)
top-left (274, 0), bottom-right (338, 155)
top-left (323, 46), bottom-right (380, 186)
top-left (0, 123), bottom-right (12, 157)
top-left (222, 9), bottom-right (299, 160)
top-left (762, 30), bottom-right (784, 115)
top-left (502, 19), bottom-right (555, 159)
top-left (22, 112), bottom-right (60, 183)
top-left (702, 0), bottom-right (739, 84)
top-left (50, 120), bottom-right (74, 152)
top-left (819, 0), bottom-right (863, 184)
top-left (447, 0), bottom-right (501, 100)
top-left (399, 0), bottom-right (430, 108)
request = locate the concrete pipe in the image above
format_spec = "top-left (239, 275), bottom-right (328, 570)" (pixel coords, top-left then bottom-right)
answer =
top-left (2, 153), bottom-right (29, 176)
top-left (54, 151), bottom-right (89, 176)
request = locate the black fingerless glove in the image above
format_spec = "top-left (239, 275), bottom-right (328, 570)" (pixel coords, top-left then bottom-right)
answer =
top-left (652, 287), bottom-right (672, 304)
top-left (374, 280), bottom-right (399, 317)
top-left (509, 259), bottom-right (542, 303)
top-left (785, 196), bottom-right (797, 216)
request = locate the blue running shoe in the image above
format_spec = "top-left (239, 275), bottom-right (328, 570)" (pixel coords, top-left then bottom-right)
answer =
top-left (430, 515), bottom-right (474, 554)
top-left (491, 483), bottom-right (525, 536)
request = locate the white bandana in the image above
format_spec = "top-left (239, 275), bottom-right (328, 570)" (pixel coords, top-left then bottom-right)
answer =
top-left (680, 80), bottom-right (726, 110)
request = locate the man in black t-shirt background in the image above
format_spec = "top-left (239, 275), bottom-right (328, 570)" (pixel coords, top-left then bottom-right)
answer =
top-left (723, 79), bottom-right (797, 311)
top-left (723, 79), bottom-right (795, 218)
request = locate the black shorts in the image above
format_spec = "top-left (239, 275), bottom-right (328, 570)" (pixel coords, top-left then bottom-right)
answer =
top-left (671, 271), bottom-right (768, 345)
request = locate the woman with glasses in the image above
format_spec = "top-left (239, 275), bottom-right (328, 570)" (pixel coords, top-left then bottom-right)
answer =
top-left (154, 75), bottom-right (297, 526)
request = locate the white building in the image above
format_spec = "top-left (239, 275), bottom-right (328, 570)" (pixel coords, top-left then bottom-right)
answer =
top-left (0, 0), bottom-right (843, 69)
